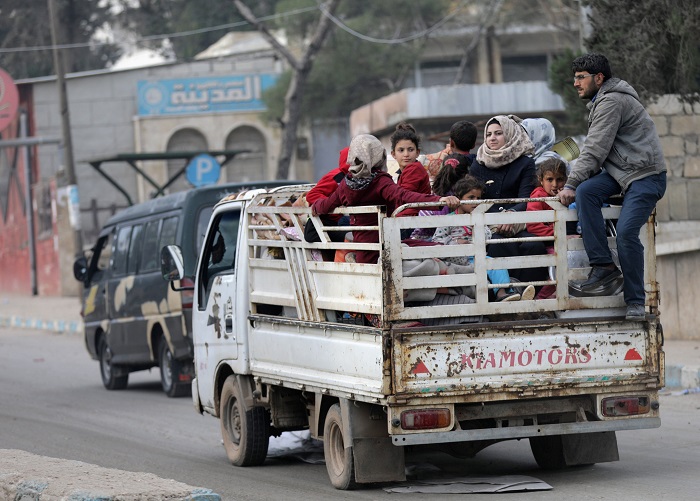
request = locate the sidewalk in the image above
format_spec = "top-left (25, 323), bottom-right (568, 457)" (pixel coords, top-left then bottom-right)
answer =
top-left (1, 292), bottom-right (699, 389)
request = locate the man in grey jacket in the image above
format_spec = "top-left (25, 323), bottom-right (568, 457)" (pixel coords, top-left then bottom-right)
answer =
top-left (558, 53), bottom-right (666, 320)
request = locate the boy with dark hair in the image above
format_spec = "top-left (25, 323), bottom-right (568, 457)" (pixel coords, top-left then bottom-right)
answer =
top-left (557, 53), bottom-right (667, 320)
top-left (425, 120), bottom-right (477, 181)
top-left (449, 120), bottom-right (478, 154)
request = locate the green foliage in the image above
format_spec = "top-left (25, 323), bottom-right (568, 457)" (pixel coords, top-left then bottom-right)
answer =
top-left (584, 0), bottom-right (700, 103)
top-left (0, 0), bottom-right (120, 79)
top-left (548, 48), bottom-right (589, 136)
top-left (262, 70), bottom-right (291, 122)
top-left (271, 0), bottom-right (322, 40)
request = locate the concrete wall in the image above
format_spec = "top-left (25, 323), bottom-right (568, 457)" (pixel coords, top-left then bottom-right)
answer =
top-left (649, 96), bottom-right (700, 339)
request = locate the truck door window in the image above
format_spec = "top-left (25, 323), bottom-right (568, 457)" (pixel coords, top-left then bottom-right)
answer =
top-left (113, 226), bottom-right (132, 276)
top-left (199, 209), bottom-right (240, 306)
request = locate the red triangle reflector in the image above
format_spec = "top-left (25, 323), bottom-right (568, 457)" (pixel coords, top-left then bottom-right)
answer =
top-left (411, 360), bottom-right (431, 374)
top-left (624, 348), bottom-right (643, 361)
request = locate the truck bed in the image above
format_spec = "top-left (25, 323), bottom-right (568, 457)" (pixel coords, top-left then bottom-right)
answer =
top-left (241, 188), bottom-right (663, 404)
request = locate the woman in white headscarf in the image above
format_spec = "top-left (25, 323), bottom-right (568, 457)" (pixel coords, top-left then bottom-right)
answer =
top-left (470, 115), bottom-right (547, 286)
top-left (312, 134), bottom-right (459, 264)
top-left (521, 117), bottom-right (556, 162)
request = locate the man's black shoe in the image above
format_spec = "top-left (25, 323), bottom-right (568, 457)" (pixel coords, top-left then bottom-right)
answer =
top-left (572, 265), bottom-right (622, 290)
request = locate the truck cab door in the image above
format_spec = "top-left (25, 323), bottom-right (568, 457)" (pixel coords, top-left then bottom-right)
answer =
top-left (193, 206), bottom-right (242, 409)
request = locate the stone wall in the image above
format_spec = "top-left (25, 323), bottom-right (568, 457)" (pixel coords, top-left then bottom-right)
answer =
top-left (648, 95), bottom-right (700, 339)
top-left (648, 95), bottom-right (700, 222)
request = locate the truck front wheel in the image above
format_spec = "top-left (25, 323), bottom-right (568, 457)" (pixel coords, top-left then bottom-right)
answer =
top-left (219, 375), bottom-right (269, 466)
top-left (323, 403), bottom-right (356, 490)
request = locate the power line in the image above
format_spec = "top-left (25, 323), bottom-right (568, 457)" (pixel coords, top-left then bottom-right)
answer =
top-left (0, 2), bottom-right (471, 55)
top-left (0, 4), bottom-right (319, 54)
top-left (318, 2), bottom-right (467, 44)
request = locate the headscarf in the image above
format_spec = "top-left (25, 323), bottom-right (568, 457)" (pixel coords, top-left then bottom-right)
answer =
top-left (476, 115), bottom-right (535, 169)
top-left (521, 118), bottom-right (555, 161)
top-left (347, 134), bottom-right (386, 178)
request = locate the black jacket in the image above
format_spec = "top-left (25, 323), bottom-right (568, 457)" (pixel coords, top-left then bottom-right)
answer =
top-left (470, 155), bottom-right (536, 212)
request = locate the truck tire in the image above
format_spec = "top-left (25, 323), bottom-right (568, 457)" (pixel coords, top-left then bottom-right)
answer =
top-left (220, 375), bottom-right (269, 466)
top-left (323, 403), bottom-right (356, 490)
top-left (158, 339), bottom-right (190, 398)
top-left (529, 435), bottom-right (567, 470)
top-left (98, 336), bottom-right (128, 390)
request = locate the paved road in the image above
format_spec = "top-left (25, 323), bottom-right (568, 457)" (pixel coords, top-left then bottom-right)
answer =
top-left (1, 327), bottom-right (699, 500)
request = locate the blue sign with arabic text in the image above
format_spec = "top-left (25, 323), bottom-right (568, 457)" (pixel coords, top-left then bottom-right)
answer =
top-left (137, 74), bottom-right (278, 116)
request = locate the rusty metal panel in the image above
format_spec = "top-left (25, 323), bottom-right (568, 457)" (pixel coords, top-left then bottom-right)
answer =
top-left (393, 321), bottom-right (657, 395)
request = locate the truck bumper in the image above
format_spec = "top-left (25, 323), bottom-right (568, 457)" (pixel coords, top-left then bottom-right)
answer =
top-left (391, 416), bottom-right (660, 446)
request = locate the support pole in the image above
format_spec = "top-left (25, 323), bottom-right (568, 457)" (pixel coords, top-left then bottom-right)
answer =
top-left (48, 0), bottom-right (83, 256)
top-left (20, 110), bottom-right (38, 296)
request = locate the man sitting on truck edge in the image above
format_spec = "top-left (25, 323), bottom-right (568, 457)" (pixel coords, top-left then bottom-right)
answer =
top-left (557, 53), bottom-right (667, 320)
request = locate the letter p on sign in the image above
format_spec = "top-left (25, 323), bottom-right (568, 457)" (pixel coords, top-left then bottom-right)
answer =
top-left (186, 153), bottom-right (221, 187)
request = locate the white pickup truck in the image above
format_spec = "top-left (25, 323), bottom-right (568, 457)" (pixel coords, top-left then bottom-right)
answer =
top-left (161, 185), bottom-right (663, 490)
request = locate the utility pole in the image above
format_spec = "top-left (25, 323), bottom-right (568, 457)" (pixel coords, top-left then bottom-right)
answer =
top-left (48, 0), bottom-right (83, 256)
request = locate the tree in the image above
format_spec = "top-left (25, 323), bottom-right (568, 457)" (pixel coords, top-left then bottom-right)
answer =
top-left (233, 0), bottom-right (341, 179)
top-left (0, 0), bottom-right (120, 79)
top-left (548, 48), bottom-right (589, 136)
top-left (262, 0), bottom-right (452, 121)
top-left (584, 0), bottom-right (700, 103)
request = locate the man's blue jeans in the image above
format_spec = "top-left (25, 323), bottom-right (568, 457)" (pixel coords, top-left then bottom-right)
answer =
top-left (576, 170), bottom-right (666, 305)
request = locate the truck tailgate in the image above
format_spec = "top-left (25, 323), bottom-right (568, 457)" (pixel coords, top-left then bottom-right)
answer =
top-left (394, 319), bottom-right (660, 395)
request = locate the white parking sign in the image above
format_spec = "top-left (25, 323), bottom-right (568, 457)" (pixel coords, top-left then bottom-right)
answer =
top-left (186, 154), bottom-right (221, 187)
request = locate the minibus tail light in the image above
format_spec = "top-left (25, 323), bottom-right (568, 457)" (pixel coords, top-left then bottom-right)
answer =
top-left (180, 277), bottom-right (195, 309)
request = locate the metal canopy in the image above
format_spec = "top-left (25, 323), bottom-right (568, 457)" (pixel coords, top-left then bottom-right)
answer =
top-left (85, 149), bottom-right (249, 205)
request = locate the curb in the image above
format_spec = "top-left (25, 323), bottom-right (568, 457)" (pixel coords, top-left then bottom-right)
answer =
top-left (0, 315), bottom-right (83, 335)
top-left (664, 364), bottom-right (700, 390)
top-left (0, 450), bottom-right (222, 501)
top-left (10, 482), bottom-right (221, 501)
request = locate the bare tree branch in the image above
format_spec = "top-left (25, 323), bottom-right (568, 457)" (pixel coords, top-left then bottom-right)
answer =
top-left (453, 0), bottom-right (504, 85)
top-left (232, 0), bottom-right (301, 71)
top-left (233, 0), bottom-right (341, 179)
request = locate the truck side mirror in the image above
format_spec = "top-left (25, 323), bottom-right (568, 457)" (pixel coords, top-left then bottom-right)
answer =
top-left (161, 245), bottom-right (185, 282)
top-left (73, 256), bottom-right (88, 282)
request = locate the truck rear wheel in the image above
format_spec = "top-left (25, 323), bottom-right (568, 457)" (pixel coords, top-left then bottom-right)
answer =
top-left (323, 403), bottom-right (356, 490)
top-left (98, 336), bottom-right (128, 390)
top-left (158, 339), bottom-right (190, 398)
top-left (220, 375), bottom-right (269, 466)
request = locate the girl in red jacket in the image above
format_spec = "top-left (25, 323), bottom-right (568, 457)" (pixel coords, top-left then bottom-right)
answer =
top-left (526, 157), bottom-right (567, 298)
top-left (391, 123), bottom-right (432, 237)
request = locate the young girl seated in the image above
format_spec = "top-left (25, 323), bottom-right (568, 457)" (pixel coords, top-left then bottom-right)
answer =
top-left (410, 152), bottom-right (472, 240)
top-left (391, 123), bottom-right (432, 238)
top-left (526, 157), bottom-right (567, 299)
top-left (430, 176), bottom-right (536, 302)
